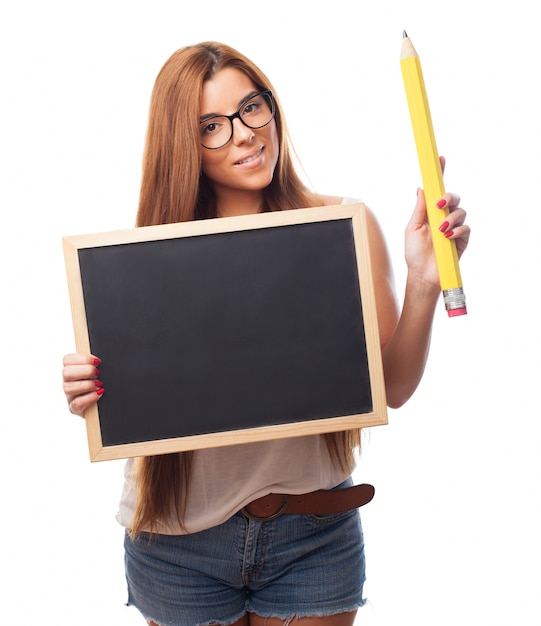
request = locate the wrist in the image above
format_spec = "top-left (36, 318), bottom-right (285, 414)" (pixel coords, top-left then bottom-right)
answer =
top-left (404, 274), bottom-right (441, 310)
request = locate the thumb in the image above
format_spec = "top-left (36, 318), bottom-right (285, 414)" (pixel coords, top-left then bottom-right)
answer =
top-left (407, 187), bottom-right (428, 230)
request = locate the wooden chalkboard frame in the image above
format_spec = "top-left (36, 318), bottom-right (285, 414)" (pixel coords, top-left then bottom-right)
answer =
top-left (63, 203), bottom-right (387, 462)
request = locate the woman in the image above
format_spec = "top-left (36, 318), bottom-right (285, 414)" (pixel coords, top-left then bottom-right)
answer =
top-left (62, 42), bottom-right (470, 626)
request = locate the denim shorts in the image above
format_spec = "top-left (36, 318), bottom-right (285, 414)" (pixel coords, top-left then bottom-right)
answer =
top-left (124, 482), bottom-right (367, 626)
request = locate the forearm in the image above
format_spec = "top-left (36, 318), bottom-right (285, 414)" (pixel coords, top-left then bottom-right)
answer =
top-left (381, 276), bottom-right (440, 408)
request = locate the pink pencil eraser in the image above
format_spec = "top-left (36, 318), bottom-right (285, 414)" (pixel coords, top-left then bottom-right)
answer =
top-left (447, 307), bottom-right (467, 317)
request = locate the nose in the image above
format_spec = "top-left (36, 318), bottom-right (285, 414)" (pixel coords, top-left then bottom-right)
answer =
top-left (231, 117), bottom-right (254, 145)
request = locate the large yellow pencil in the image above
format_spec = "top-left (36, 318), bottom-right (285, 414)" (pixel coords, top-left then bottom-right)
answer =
top-left (400, 31), bottom-right (467, 317)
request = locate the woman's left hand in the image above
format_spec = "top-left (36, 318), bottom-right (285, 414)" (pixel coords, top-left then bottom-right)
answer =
top-left (404, 157), bottom-right (470, 289)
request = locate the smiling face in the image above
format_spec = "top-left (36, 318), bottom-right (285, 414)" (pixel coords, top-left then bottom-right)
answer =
top-left (200, 67), bottom-right (280, 216)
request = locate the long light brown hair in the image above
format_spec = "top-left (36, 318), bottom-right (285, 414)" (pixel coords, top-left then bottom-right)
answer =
top-left (130, 42), bottom-right (360, 535)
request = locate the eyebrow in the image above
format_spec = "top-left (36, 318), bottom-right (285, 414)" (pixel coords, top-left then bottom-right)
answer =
top-left (199, 90), bottom-right (260, 123)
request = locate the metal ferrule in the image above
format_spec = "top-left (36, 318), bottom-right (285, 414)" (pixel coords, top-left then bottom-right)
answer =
top-left (442, 287), bottom-right (466, 311)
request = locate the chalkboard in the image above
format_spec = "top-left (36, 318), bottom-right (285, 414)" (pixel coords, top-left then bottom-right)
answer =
top-left (63, 203), bottom-right (387, 461)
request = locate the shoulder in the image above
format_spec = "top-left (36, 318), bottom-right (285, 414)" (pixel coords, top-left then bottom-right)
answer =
top-left (318, 194), bottom-right (367, 206)
top-left (319, 194), bottom-right (345, 206)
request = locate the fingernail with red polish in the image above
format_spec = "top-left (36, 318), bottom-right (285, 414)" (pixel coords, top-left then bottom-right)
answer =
top-left (439, 221), bottom-right (449, 232)
top-left (95, 368), bottom-right (101, 377)
top-left (436, 199), bottom-right (447, 208)
top-left (93, 357), bottom-right (101, 366)
top-left (444, 230), bottom-right (454, 238)
top-left (96, 388), bottom-right (105, 397)
top-left (95, 380), bottom-right (103, 388)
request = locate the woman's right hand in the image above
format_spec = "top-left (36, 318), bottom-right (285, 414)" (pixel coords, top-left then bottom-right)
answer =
top-left (62, 353), bottom-right (104, 417)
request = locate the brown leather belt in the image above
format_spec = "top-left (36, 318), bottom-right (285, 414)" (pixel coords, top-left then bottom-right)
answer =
top-left (241, 484), bottom-right (375, 522)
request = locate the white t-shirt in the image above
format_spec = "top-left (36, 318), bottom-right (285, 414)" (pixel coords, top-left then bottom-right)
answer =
top-left (116, 435), bottom-right (349, 534)
top-left (116, 197), bottom-right (362, 535)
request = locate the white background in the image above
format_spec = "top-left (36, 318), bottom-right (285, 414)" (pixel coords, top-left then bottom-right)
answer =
top-left (1, 1), bottom-right (539, 624)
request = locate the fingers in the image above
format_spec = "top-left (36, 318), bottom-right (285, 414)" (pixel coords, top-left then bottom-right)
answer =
top-left (62, 353), bottom-right (104, 417)
top-left (436, 193), bottom-right (470, 256)
top-left (410, 186), bottom-right (470, 254)
top-left (436, 193), bottom-right (466, 235)
top-left (417, 155), bottom-right (470, 255)
top-left (63, 353), bottom-right (101, 368)
top-left (63, 353), bottom-right (100, 379)
top-left (436, 192), bottom-right (461, 211)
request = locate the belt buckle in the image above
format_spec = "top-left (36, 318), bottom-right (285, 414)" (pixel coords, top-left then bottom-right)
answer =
top-left (241, 494), bottom-right (289, 522)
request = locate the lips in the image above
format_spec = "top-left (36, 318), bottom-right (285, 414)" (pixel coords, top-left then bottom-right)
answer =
top-left (234, 146), bottom-right (264, 166)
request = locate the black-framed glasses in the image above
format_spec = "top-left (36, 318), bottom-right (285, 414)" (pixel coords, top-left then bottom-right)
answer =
top-left (200, 90), bottom-right (275, 150)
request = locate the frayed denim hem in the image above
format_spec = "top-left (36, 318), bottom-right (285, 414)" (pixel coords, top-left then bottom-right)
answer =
top-left (126, 601), bottom-right (367, 626)
top-left (126, 601), bottom-right (248, 626)
top-left (246, 597), bottom-right (367, 623)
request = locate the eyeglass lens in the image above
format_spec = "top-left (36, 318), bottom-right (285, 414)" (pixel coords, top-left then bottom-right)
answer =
top-left (200, 92), bottom-right (274, 150)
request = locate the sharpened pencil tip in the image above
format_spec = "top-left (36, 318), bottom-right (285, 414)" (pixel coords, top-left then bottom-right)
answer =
top-left (403, 30), bottom-right (408, 38)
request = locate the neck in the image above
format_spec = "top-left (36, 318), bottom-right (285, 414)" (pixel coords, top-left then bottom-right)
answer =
top-left (215, 189), bottom-right (265, 218)
top-left (216, 198), bottom-right (263, 217)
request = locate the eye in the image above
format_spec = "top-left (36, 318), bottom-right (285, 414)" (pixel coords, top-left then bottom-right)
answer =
top-left (241, 97), bottom-right (263, 117)
top-left (200, 120), bottom-right (220, 136)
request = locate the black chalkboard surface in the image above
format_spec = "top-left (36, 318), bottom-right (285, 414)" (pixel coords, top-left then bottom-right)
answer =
top-left (63, 204), bottom-right (387, 461)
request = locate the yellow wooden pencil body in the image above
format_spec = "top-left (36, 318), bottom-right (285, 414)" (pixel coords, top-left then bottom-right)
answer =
top-left (400, 33), bottom-right (466, 316)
